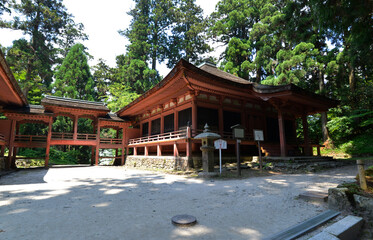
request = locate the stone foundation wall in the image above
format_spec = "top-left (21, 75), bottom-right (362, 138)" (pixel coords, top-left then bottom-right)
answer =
top-left (126, 156), bottom-right (190, 171)
top-left (126, 155), bottom-right (255, 170)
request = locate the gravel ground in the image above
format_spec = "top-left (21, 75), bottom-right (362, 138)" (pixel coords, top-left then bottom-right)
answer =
top-left (0, 165), bottom-right (358, 240)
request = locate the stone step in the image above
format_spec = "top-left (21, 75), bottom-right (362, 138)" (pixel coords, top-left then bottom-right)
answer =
top-left (309, 215), bottom-right (364, 240)
top-left (264, 210), bottom-right (340, 240)
top-left (299, 191), bottom-right (328, 202)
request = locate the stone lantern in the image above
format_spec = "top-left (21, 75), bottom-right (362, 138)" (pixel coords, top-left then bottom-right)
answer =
top-left (194, 124), bottom-right (221, 175)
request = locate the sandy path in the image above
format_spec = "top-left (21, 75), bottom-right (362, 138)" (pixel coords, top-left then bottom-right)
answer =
top-left (0, 165), bottom-right (357, 240)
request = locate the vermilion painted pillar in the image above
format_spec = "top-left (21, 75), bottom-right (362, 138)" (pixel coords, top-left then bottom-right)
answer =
top-left (91, 147), bottom-right (95, 165)
top-left (157, 144), bottom-right (162, 156)
top-left (73, 115), bottom-right (78, 140)
top-left (134, 147), bottom-right (137, 156)
top-left (95, 123), bottom-right (101, 165)
top-left (115, 129), bottom-right (119, 158)
top-left (192, 100), bottom-right (197, 133)
top-left (144, 146), bottom-right (148, 156)
top-left (173, 142), bottom-right (179, 157)
top-left (278, 110), bottom-right (287, 157)
top-left (45, 117), bottom-right (53, 168)
top-left (121, 127), bottom-right (125, 166)
top-left (302, 114), bottom-right (312, 156)
top-left (7, 120), bottom-right (16, 170)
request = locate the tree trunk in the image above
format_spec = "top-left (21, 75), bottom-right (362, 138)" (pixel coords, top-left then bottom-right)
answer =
top-left (318, 70), bottom-right (332, 146)
top-left (348, 63), bottom-right (356, 108)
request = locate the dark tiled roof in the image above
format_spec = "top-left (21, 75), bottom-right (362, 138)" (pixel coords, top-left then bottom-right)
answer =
top-left (4, 104), bottom-right (51, 115)
top-left (99, 113), bottom-right (128, 122)
top-left (252, 83), bottom-right (292, 93)
top-left (199, 63), bottom-right (252, 85)
top-left (42, 95), bottom-right (109, 112)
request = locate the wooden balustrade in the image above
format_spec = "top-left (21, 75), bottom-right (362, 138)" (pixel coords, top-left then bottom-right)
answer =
top-left (0, 134), bottom-right (5, 142)
top-left (77, 133), bottom-right (96, 141)
top-left (15, 135), bottom-right (47, 143)
top-left (100, 138), bottom-right (122, 144)
top-left (129, 129), bottom-right (188, 145)
top-left (51, 132), bottom-right (74, 140)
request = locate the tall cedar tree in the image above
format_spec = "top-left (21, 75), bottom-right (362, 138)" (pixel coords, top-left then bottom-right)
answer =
top-left (117, 0), bottom-right (159, 94)
top-left (53, 43), bottom-right (95, 101)
top-left (166, 0), bottom-right (211, 68)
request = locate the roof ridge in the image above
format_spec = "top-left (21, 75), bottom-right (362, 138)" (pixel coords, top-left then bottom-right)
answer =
top-left (43, 95), bottom-right (105, 106)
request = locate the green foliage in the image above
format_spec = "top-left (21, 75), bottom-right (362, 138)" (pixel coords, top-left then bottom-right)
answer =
top-left (92, 59), bottom-right (112, 101)
top-left (1, 0), bottom-right (87, 102)
top-left (18, 148), bottom-right (45, 158)
top-left (167, 0), bottom-right (211, 67)
top-left (49, 147), bottom-right (79, 165)
top-left (6, 39), bottom-right (45, 104)
top-left (106, 82), bottom-right (140, 112)
top-left (52, 116), bottom-right (73, 133)
top-left (53, 43), bottom-right (96, 101)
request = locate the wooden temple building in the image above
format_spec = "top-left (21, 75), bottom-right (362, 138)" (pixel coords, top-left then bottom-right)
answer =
top-left (118, 60), bottom-right (338, 169)
top-left (0, 49), bottom-right (338, 170)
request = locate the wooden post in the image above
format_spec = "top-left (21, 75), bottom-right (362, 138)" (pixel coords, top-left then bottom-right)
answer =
top-left (115, 129), bottom-right (119, 158)
top-left (192, 100), bottom-right (197, 133)
top-left (236, 140), bottom-right (241, 176)
top-left (73, 115), bottom-right (78, 140)
top-left (45, 117), bottom-right (53, 168)
top-left (7, 119), bottom-right (16, 170)
top-left (357, 160), bottom-right (367, 191)
top-left (173, 142), bottom-right (179, 157)
top-left (278, 110), bottom-right (287, 157)
top-left (157, 144), bottom-right (162, 156)
top-left (121, 127), bottom-right (125, 166)
top-left (95, 123), bottom-right (100, 165)
top-left (134, 147), bottom-right (137, 156)
top-left (0, 145), bottom-right (5, 157)
top-left (302, 114), bottom-right (311, 156)
top-left (317, 146), bottom-right (321, 156)
top-left (91, 147), bottom-right (95, 165)
top-left (144, 146), bottom-right (148, 156)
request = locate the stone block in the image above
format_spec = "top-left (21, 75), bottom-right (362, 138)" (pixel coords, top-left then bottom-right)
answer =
top-left (353, 194), bottom-right (373, 211)
top-left (299, 191), bottom-right (328, 202)
top-left (324, 215), bottom-right (364, 240)
top-left (309, 231), bottom-right (340, 240)
top-left (328, 188), bottom-right (352, 211)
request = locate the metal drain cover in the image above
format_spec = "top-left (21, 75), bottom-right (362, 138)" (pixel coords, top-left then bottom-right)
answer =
top-left (171, 214), bottom-right (197, 226)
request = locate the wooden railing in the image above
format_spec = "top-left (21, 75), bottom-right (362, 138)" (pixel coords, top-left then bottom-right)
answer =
top-left (77, 133), bottom-right (96, 141)
top-left (51, 132), bottom-right (96, 140)
top-left (15, 135), bottom-right (47, 143)
top-left (52, 132), bottom-right (74, 140)
top-left (0, 134), bottom-right (5, 142)
top-left (129, 129), bottom-right (188, 145)
top-left (192, 129), bottom-right (254, 140)
top-left (100, 138), bottom-right (122, 144)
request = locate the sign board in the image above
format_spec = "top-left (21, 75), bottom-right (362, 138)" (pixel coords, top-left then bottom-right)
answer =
top-left (233, 128), bottom-right (245, 139)
top-left (214, 139), bottom-right (227, 149)
top-left (253, 129), bottom-right (264, 141)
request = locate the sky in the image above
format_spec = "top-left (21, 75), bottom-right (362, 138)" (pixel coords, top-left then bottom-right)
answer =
top-left (0, 0), bottom-right (221, 77)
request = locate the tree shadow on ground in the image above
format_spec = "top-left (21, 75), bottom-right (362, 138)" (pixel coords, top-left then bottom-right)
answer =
top-left (0, 165), bottom-right (358, 240)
